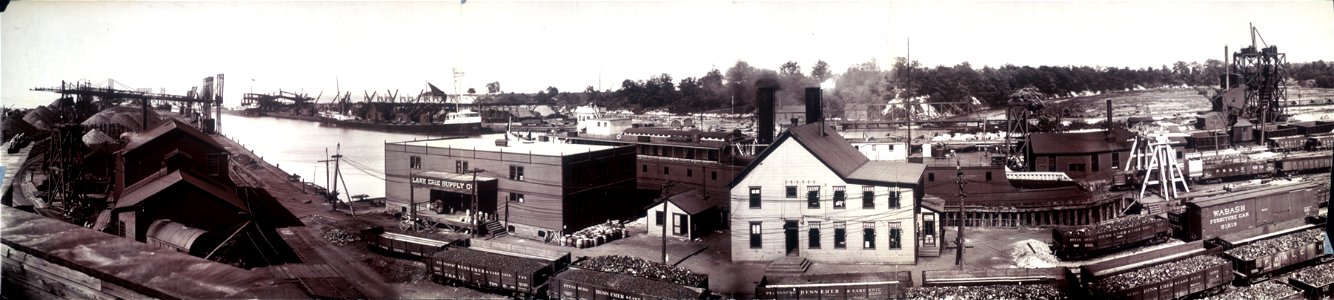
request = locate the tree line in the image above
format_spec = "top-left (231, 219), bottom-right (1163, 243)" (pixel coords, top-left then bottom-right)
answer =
top-left (478, 59), bottom-right (1334, 117)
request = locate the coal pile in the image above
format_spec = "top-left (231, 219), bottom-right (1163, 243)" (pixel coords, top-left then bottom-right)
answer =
top-left (432, 248), bottom-right (546, 275)
top-left (1225, 228), bottom-right (1325, 261)
top-left (1062, 214), bottom-right (1156, 236)
top-left (1201, 281), bottom-right (1300, 300)
top-left (573, 255), bottom-right (706, 287)
top-left (906, 285), bottom-right (1063, 300)
top-left (322, 227), bottom-right (360, 246)
top-left (1291, 261), bottom-right (1334, 287)
top-left (1093, 255), bottom-right (1228, 293)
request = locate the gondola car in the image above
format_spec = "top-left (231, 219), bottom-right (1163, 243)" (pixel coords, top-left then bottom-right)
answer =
top-left (1051, 214), bottom-right (1172, 260)
top-left (360, 226), bottom-right (459, 258)
top-left (1081, 241), bottom-right (1233, 299)
top-left (1220, 227), bottom-right (1330, 285)
top-left (1275, 152), bottom-right (1334, 175)
top-left (1288, 261), bottom-right (1334, 300)
top-left (1305, 133), bottom-right (1334, 151)
top-left (911, 268), bottom-right (1065, 300)
top-left (547, 268), bottom-right (710, 300)
top-left (424, 245), bottom-right (570, 298)
top-left (755, 271), bottom-right (912, 299)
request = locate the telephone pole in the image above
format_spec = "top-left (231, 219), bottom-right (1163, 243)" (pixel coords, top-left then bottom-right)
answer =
top-left (954, 158), bottom-right (967, 268)
top-left (467, 168), bottom-right (484, 238)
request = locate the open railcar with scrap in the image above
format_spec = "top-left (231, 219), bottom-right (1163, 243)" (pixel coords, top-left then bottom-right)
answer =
top-left (1051, 214), bottom-right (1172, 260)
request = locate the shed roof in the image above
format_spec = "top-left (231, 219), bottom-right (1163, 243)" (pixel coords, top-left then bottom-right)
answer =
top-left (116, 170), bottom-right (247, 212)
top-left (663, 189), bottom-right (715, 215)
top-left (122, 119), bottom-right (224, 155)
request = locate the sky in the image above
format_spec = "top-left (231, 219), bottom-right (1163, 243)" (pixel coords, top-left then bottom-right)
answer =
top-left (3, 0), bottom-right (1332, 109)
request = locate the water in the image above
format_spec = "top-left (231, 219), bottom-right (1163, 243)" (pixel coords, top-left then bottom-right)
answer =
top-left (220, 114), bottom-right (437, 198)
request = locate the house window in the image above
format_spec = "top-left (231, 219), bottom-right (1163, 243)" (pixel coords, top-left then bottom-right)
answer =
top-left (889, 190), bottom-right (901, 209)
top-left (1069, 163), bottom-right (1086, 172)
top-left (832, 186), bottom-right (846, 209)
top-left (889, 222), bottom-right (902, 249)
top-left (750, 222), bottom-right (762, 249)
top-left (785, 186), bottom-right (797, 198)
top-left (655, 210), bottom-right (665, 226)
top-left (862, 186), bottom-right (875, 209)
top-left (642, 165), bottom-right (647, 173)
top-left (807, 186), bottom-right (820, 209)
top-left (985, 171), bottom-right (992, 182)
top-left (1112, 152), bottom-right (1121, 170)
top-left (1091, 154), bottom-right (1100, 172)
top-left (808, 221), bottom-right (821, 249)
top-left (749, 187), bottom-right (762, 209)
top-left (510, 165), bottom-right (525, 181)
top-left (509, 192), bottom-right (525, 203)
top-left (455, 160), bottom-right (468, 173)
top-left (834, 222), bottom-right (847, 249)
top-left (711, 171), bottom-right (717, 180)
top-left (687, 169), bottom-right (693, 177)
top-left (863, 222), bottom-right (876, 249)
top-left (928, 173), bottom-right (935, 182)
top-left (409, 156), bottom-right (422, 170)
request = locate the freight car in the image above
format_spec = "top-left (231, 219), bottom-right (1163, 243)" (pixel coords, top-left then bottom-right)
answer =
top-left (755, 272), bottom-right (912, 299)
top-left (424, 245), bottom-right (570, 298)
top-left (1220, 227), bottom-right (1330, 285)
top-left (1199, 281), bottom-right (1303, 300)
top-left (1275, 152), bottom-right (1334, 175)
top-left (1287, 261), bottom-right (1334, 300)
top-left (1305, 133), bottom-right (1334, 151)
top-left (1170, 182), bottom-right (1321, 242)
top-left (1051, 214), bottom-right (1172, 260)
top-left (547, 268), bottom-right (709, 300)
top-left (1268, 135), bottom-right (1309, 152)
top-left (1081, 241), bottom-right (1232, 300)
top-left (360, 226), bottom-right (459, 257)
top-left (918, 267), bottom-right (1067, 299)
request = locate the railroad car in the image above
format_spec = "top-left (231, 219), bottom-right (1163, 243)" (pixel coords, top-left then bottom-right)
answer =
top-left (755, 272), bottom-right (912, 300)
top-left (424, 246), bottom-right (569, 298)
top-left (1200, 281), bottom-right (1303, 300)
top-left (917, 267), bottom-right (1067, 299)
top-left (359, 226), bottom-right (458, 258)
top-left (1287, 261), bottom-right (1334, 300)
top-left (1051, 214), bottom-right (1172, 260)
top-left (1305, 133), bottom-right (1334, 151)
top-left (1081, 241), bottom-right (1233, 300)
top-left (1171, 182), bottom-right (1321, 241)
top-left (1268, 135), bottom-right (1309, 152)
top-left (1275, 152), bottom-right (1334, 175)
top-left (547, 267), bottom-right (710, 300)
top-left (1218, 226), bottom-right (1331, 285)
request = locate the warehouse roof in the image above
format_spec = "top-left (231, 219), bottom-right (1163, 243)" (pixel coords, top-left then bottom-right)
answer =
top-left (1029, 127), bottom-right (1135, 155)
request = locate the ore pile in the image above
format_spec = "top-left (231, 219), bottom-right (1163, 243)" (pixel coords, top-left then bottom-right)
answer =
top-left (322, 227), bottom-right (360, 246)
top-left (574, 255), bottom-right (706, 287)
top-left (1291, 262), bottom-right (1334, 287)
top-left (906, 285), bottom-right (1063, 300)
top-left (1093, 255), bottom-right (1228, 293)
top-left (1225, 228), bottom-right (1325, 261)
top-left (1200, 281), bottom-right (1299, 300)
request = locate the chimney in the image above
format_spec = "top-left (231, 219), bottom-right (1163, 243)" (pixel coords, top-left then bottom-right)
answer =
top-left (1105, 99), bottom-right (1114, 143)
top-left (757, 87), bottom-right (776, 144)
top-left (805, 88), bottom-right (823, 124)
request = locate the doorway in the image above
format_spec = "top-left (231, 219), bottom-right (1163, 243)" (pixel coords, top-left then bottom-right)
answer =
top-left (784, 220), bottom-right (799, 256)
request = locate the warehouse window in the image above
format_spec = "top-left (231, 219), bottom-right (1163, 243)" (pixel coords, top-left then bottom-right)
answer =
top-left (889, 190), bottom-right (901, 209)
top-left (1112, 152), bottom-right (1121, 170)
top-left (642, 164), bottom-right (647, 173)
top-left (750, 222), bottom-right (762, 249)
top-left (785, 186), bottom-right (797, 198)
top-left (1069, 163), bottom-right (1086, 172)
top-left (808, 221), bottom-right (821, 249)
top-left (455, 160), bottom-right (468, 173)
top-left (1091, 154), bottom-right (1100, 172)
top-left (834, 222), bottom-right (847, 249)
top-left (986, 171), bottom-right (992, 182)
top-left (749, 187), bottom-right (762, 209)
top-left (687, 169), bottom-right (693, 177)
top-left (928, 173), bottom-right (935, 182)
top-left (863, 222), bottom-right (876, 249)
top-left (664, 166), bottom-right (670, 175)
top-left (862, 186), bottom-right (875, 209)
top-left (510, 165), bottom-right (525, 181)
top-left (712, 171), bottom-right (717, 180)
top-left (1048, 156), bottom-right (1057, 171)
top-left (832, 186), bottom-right (846, 209)
top-left (207, 154), bottom-right (226, 175)
top-left (889, 222), bottom-right (902, 249)
top-left (807, 186), bottom-right (820, 209)
top-left (409, 156), bottom-right (422, 170)
top-left (509, 192), bottom-right (525, 203)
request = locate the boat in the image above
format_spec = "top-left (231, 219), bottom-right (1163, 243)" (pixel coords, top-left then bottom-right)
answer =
top-left (317, 108), bottom-right (482, 135)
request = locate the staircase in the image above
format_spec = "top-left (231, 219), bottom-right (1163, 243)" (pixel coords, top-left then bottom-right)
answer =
top-left (484, 221), bottom-right (506, 239)
top-left (765, 257), bottom-right (811, 274)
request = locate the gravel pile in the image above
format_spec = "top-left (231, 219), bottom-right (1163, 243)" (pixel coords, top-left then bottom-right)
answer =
top-left (573, 255), bottom-right (706, 287)
top-left (1291, 261), bottom-right (1334, 287)
top-left (906, 285), bottom-right (1063, 300)
top-left (1225, 228), bottom-right (1325, 261)
top-left (1092, 255), bottom-right (1228, 293)
top-left (1200, 281), bottom-right (1300, 300)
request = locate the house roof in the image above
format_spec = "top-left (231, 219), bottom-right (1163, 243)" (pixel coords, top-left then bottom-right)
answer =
top-left (1028, 127), bottom-right (1135, 155)
top-left (663, 189), bottom-right (715, 215)
top-left (730, 123), bottom-right (925, 187)
top-left (122, 119), bottom-right (224, 155)
top-left (116, 169), bottom-right (247, 212)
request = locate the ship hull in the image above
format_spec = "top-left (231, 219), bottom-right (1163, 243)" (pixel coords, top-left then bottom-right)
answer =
top-left (317, 118), bottom-right (482, 135)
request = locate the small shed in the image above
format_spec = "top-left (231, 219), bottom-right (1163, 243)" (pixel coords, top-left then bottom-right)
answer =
top-left (646, 189), bottom-right (720, 240)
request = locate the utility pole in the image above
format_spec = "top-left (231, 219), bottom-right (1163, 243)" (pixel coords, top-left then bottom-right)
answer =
top-left (409, 169), bottom-right (418, 232)
top-left (467, 168), bottom-right (484, 238)
top-left (954, 158), bottom-right (967, 268)
top-left (660, 181), bottom-right (676, 264)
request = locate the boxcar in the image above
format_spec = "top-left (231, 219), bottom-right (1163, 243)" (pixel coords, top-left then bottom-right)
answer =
top-left (1192, 160), bottom-right (1274, 183)
top-left (1221, 227), bottom-right (1330, 284)
top-left (755, 272), bottom-right (912, 300)
top-left (1287, 261), bottom-right (1334, 300)
top-left (1052, 214), bottom-right (1172, 259)
top-left (424, 246), bottom-right (569, 298)
top-left (1174, 183), bottom-right (1321, 241)
top-left (547, 268), bottom-right (709, 300)
top-left (360, 226), bottom-right (456, 258)
top-left (1276, 152), bottom-right (1334, 175)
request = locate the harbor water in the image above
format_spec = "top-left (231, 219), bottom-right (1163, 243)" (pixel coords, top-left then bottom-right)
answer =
top-left (220, 114), bottom-right (439, 198)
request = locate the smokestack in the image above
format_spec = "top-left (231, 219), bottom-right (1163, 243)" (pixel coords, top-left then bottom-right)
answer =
top-left (216, 74), bottom-right (224, 132)
top-left (805, 87), bottom-right (823, 124)
top-left (757, 87), bottom-right (776, 144)
top-left (1105, 99), bottom-right (1114, 142)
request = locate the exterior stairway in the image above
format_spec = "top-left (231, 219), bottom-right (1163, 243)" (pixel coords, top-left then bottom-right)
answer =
top-left (484, 221), bottom-right (506, 239)
top-left (765, 257), bottom-right (811, 274)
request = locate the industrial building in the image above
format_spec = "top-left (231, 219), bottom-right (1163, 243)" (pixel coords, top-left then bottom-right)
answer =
top-left (384, 135), bottom-right (638, 240)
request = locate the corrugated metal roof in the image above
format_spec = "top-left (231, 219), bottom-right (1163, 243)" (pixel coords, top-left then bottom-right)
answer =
top-left (1029, 127), bottom-right (1134, 155)
top-left (116, 170), bottom-right (247, 212)
top-left (122, 119), bottom-right (223, 155)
